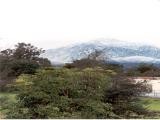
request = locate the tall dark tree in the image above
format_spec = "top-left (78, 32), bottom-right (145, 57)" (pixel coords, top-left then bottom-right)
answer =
top-left (0, 42), bottom-right (51, 86)
top-left (12, 43), bottom-right (44, 60)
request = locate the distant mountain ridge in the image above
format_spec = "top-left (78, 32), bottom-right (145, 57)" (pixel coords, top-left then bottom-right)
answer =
top-left (41, 39), bottom-right (160, 65)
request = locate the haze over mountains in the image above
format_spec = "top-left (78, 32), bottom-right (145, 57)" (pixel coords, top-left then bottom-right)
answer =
top-left (41, 39), bottom-right (160, 65)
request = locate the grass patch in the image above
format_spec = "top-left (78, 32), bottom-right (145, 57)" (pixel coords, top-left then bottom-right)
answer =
top-left (137, 97), bottom-right (160, 119)
top-left (140, 97), bottom-right (160, 111)
top-left (0, 92), bottom-right (17, 102)
top-left (0, 92), bottom-right (17, 119)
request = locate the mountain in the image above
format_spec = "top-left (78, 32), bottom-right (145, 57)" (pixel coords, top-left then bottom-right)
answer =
top-left (41, 39), bottom-right (160, 65)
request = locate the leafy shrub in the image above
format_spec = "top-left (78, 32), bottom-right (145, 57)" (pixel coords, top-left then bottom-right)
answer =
top-left (104, 75), bottom-right (151, 118)
top-left (5, 68), bottom-right (114, 119)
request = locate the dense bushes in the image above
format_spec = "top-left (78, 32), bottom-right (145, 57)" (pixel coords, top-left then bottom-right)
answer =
top-left (5, 68), bottom-right (113, 118)
top-left (3, 68), bottom-right (150, 119)
top-left (104, 75), bottom-right (151, 118)
top-left (126, 63), bottom-right (160, 77)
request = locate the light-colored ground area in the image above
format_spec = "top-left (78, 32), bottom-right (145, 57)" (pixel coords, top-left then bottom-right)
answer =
top-left (135, 77), bottom-right (160, 98)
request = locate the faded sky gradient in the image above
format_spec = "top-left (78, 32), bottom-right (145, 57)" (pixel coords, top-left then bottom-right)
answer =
top-left (0, 0), bottom-right (160, 49)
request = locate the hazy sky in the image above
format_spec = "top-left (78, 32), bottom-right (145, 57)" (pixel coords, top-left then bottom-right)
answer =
top-left (0, 0), bottom-right (160, 49)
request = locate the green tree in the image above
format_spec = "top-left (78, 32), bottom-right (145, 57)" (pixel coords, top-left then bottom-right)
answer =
top-left (104, 75), bottom-right (151, 118)
top-left (6, 68), bottom-right (114, 119)
top-left (0, 43), bottom-right (51, 82)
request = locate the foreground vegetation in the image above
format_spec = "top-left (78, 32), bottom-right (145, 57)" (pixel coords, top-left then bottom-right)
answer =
top-left (0, 68), bottom-right (152, 119)
top-left (0, 43), bottom-right (160, 119)
top-left (1, 91), bottom-right (160, 118)
top-left (0, 92), bottom-right (16, 118)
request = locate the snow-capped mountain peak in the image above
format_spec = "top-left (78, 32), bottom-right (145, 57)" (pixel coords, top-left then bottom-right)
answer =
top-left (41, 39), bottom-right (160, 65)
